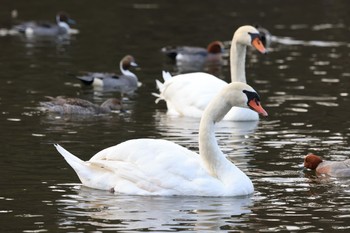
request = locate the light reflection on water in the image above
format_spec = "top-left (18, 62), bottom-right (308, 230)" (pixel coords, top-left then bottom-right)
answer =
top-left (55, 185), bottom-right (252, 232)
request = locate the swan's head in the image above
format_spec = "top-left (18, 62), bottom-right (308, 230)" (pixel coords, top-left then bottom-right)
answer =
top-left (304, 153), bottom-right (323, 170)
top-left (233, 25), bottom-right (266, 54)
top-left (227, 82), bottom-right (268, 116)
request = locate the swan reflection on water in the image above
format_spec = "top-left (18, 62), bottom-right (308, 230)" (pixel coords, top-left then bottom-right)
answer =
top-left (154, 110), bottom-right (259, 135)
top-left (56, 185), bottom-right (253, 232)
top-left (153, 110), bottom-right (259, 157)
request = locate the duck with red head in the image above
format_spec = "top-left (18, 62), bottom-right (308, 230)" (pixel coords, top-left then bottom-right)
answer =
top-left (161, 40), bottom-right (224, 73)
top-left (304, 153), bottom-right (350, 177)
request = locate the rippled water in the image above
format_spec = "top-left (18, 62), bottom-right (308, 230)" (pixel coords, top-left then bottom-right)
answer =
top-left (1, 0), bottom-right (350, 232)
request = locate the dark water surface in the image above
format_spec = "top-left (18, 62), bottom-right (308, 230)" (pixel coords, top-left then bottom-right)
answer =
top-left (1, 0), bottom-right (350, 232)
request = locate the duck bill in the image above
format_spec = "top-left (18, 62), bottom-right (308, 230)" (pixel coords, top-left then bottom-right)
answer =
top-left (252, 38), bottom-right (267, 54)
top-left (248, 99), bottom-right (268, 116)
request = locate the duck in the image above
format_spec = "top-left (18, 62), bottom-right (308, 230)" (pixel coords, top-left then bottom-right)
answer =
top-left (76, 55), bottom-right (140, 94)
top-left (153, 25), bottom-right (266, 121)
top-left (256, 26), bottom-right (272, 49)
top-left (161, 41), bottom-right (224, 72)
top-left (304, 153), bottom-right (350, 177)
top-left (12, 12), bottom-right (77, 36)
top-left (54, 82), bottom-right (268, 196)
top-left (162, 41), bottom-right (224, 60)
top-left (40, 96), bottom-right (122, 115)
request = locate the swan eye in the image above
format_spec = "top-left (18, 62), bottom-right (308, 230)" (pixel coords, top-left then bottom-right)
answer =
top-left (243, 90), bottom-right (261, 102)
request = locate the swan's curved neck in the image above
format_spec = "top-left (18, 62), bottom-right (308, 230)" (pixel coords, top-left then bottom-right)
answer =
top-left (198, 93), bottom-right (233, 179)
top-left (230, 39), bottom-right (247, 83)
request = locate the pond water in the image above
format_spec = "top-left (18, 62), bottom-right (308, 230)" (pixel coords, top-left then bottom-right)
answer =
top-left (1, 0), bottom-right (350, 232)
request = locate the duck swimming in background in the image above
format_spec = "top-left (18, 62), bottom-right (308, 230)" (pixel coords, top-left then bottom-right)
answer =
top-left (161, 41), bottom-right (224, 72)
top-left (154, 25), bottom-right (266, 121)
top-left (12, 12), bottom-right (77, 36)
top-left (256, 26), bottom-right (272, 48)
top-left (55, 82), bottom-right (268, 196)
top-left (76, 55), bottom-right (140, 94)
top-left (304, 153), bottom-right (350, 177)
top-left (40, 96), bottom-right (122, 115)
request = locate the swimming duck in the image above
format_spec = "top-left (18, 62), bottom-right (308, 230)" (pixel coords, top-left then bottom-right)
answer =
top-left (256, 26), bottom-right (272, 48)
top-left (161, 41), bottom-right (224, 71)
top-left (304, 153), bottom-right (350, 177)
top-left (153, 25), bottom-right (266, 121)
top-left (12, 12), bottom-right (76, 36)
top-left (40, 96), bottom-right (122, 115)
top-left (55, 82), bottom-right (268, 196)
top-left (76, 55), bottom-right (140, 94)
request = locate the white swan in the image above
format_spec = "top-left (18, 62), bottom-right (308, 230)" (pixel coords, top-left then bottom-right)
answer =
top-left (154, 25), bottom-right (266, 121)
top-left (55, 82), bottom-right (268, 196)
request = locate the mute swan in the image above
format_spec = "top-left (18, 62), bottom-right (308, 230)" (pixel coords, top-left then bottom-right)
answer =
top-left (55, 82), bottom-right (268, 196)
top-left (154, 25), bottom-right (266, 121)
top-left (76, 55), bottom-right (140, 93)
top-left (304, 153), bottom-right (350, 177)
top-left (13, 12), bottom-right (76, 36)
top-left (40, 96), bottom-right (122, 115)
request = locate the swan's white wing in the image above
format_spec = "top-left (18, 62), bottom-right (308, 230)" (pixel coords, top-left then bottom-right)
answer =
top-left (157, 72), bottom-right (227, 117)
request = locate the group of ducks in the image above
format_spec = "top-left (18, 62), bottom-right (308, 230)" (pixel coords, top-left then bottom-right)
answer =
top-left (11, 13), bottom-right (347, 196)
top-left (40, 54), bottom-right (140, 115)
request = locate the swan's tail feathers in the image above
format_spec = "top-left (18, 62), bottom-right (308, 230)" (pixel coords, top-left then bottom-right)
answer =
top-left (152, 71), bottom-right (172, 104)
top-left (55, 144), bottom-right (86, 167)
top-left (152, 79), bottom-right (165, 104)
top-left (54, 144), bottom-right (90, 181)
top-left (54, 144), bottom-right (115, 190)
top-left (151, 92), bottom-right (162, 104)
top-left (162, 70), bottom-right (172, 82)
top-left (155, 79), bottom-right (164, 91)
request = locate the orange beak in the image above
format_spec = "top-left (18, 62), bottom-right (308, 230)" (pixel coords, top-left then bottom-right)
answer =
top-left (252, 37), bottom-right (267, 54)
top-left (248, 99), bottom-right (268, 116)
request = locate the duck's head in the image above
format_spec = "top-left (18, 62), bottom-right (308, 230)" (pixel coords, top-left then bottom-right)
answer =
top-left (233, 25), bottom-right (267, 54)
top-left (101, 98), bottom-right (123, 111)
top-left (226, 82), bottom-right (268, 117)
top-left (304, 153), bottom-right (323, 170)
top-left (206, 41), bottom-right (224, 54)
top-left (56, 12), bottom-right (75, 29)
top-left (255, 25), bottom-right (271, 48)
top-left (120, 55), bottom-right (138, 71)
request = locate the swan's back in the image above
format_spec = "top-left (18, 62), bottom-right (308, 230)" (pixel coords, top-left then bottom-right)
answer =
top-left (158, 72), bottom-right (227, 117)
